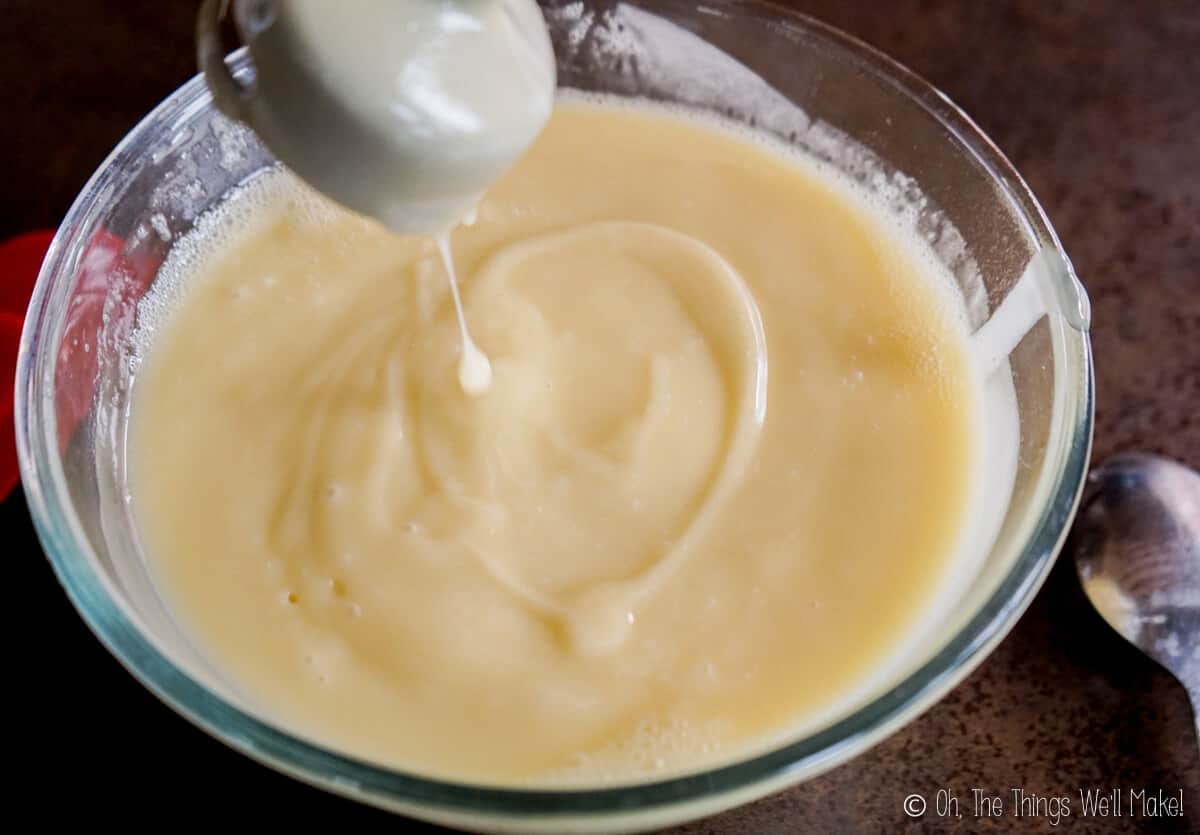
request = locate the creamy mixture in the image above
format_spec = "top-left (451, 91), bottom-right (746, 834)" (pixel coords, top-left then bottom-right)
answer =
top-left (131, 99), bottom-right (985, 784)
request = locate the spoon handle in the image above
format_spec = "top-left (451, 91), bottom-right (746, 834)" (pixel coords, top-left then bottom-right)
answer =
top-left (1178, 607), bottom-right (1200, 745)
top-left (1180, 644), bottom-right (1200, 744)
top-left (196, 0), bottom-right (255, 122)
top-left (1188, 684), bottom-right (1200, 745)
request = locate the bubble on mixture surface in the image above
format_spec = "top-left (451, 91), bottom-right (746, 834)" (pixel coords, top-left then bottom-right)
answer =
top-left (149, 213), bottom-right (172, 242)
top-left (545, 715), bottom-right (729, 785)
top-left (134, 168), bottom-right (343, 358)
top-left (213, 117), bottom-right (252, 172)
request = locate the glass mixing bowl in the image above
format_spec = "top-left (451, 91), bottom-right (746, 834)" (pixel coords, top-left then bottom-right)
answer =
top-left (15, 1), bottom-right (1093, 831)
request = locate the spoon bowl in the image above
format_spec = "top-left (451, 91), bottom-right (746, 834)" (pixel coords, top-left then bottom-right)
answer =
top-left (197, 0), bottom-right (556, 233)
top-left (1074, 452), bottom-right (1200, 739)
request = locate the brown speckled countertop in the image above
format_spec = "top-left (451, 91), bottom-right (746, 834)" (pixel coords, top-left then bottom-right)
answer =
top-left (4, 1), bottom-right (1197, 831)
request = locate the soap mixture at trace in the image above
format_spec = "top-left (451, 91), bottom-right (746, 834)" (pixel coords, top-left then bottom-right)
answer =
top-left (131, 98), bottom-right (984, 784)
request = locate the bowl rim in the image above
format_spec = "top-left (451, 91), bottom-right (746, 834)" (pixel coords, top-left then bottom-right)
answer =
top-left (15, 0), bottom-right (1094, 818)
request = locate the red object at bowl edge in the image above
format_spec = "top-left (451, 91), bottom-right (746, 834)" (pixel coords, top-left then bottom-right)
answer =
top-left (1, 229), bottom-right (55, 499)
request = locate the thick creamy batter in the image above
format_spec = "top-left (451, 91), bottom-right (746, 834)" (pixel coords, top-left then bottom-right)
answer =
top-left (131, 99), bottom-right (982, 784)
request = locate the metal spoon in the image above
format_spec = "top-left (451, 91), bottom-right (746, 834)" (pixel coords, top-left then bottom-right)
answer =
top-left (1074, 452), bottom-right (1200, 740)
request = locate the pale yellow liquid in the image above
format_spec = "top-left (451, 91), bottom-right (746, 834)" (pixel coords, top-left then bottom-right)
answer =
top-left (131, 99), bottom-right (979, 784)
